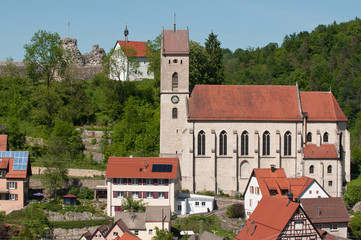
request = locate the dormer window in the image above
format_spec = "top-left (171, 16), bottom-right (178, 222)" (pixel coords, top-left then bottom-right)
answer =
top-left (269, 190), bottom-right (277, 196)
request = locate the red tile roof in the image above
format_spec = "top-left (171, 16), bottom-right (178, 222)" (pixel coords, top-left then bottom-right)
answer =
top-left (188, 85), bottom-right (302, 121)
top-left (235, 196), bottom-right (300, 240)
top-left (0, 158), bottom-right (9, 169)
top-left (300, 91), bottom-right (347, 122)
top-left (116, 41), bottom-right (148, 58)
top-left (6, 158), bottom-right (28, 179)
top-left (303, 144), bottom-right (339, 159)
top-left (162, 29), bottom-right (189, 55)
top-left (0, 135), bottom-right (7, 151)
top-left (105, 157), bottom-right (178, 179)
top-left (301, 198), bottom-right (350, 224)
top-left (63, 194), bottom-right (77, 198)
top-left (118, 232), bottom-right (141, 240)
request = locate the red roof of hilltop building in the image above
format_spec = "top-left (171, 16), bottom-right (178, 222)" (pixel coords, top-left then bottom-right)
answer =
top-left (105, 157), bottom-right (179, 179)
top-left (115, 41), bottom-right (148, 58)
top-left (303, 144), bottom-right (339, 159)
top-left (187, 85), bottom-right (347, 122)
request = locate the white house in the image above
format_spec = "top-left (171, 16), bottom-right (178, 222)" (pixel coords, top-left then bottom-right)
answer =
top-left (175, 192), bottom-right (214, 215)
top-left (105, 157), bottom-right (180, 217)
top-left (243, 167), bottom-right (329, 218)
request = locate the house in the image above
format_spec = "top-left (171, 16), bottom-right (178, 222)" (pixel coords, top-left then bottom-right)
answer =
top-left (188, 231), bottom-right (225, 240)
top-left (115, 205), bottom-right (171, 240)
top-left (244, 167), bottom-right (329, 218)
top-left (63, 194), bottom-right (77, 205)
top-left (110, 25), bottom-right (153, 81)
top-left (175, 192), bottom-right (214, 215)
top-left (105, 157), bottom-right (180, 217)
top-left (0, 134), bottom-right (31, 214)
top-left (158, 27), bottom-right (350, 197)
top-left (79, 231), bottom-right (92, 240)
top-left (115, 232), bottom-right (141, 240)
top-left (301, 198), bottom-right (350, 239)
top-left (235, 196), bottom-right (323, 240)
top-left (90, 225), bottom-right (109, 240)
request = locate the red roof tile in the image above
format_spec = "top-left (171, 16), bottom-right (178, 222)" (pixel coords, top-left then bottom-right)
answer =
top-left (188, 85), bottom-right (302, 121)
top-left (116, 41), bottom-right (148, 58)
top-left (301, 198), bottom-right (350, 223)
top-left (235, 196), bottom-right (300, 239)
top-left (300, 91), bottom-right (347, 122)
top-left (303, 144), bottom-right (339, 159)
top-left (118, 232), bottom-right (141, 240)
top-left (105, 157), bottom-right (178, 179)
top-left (0, 158), bottom-right (9, 169)
top-left (0, 135), bottom-right (7, 151)
top-left (162, 29), bottom-right (189, 55)
top-left (6, 158), bottom-right (28, 179)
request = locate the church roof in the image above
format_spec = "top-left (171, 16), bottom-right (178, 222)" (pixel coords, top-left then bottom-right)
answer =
top-left (162, 29), bottom-right (189, 55)
top-left (115, 41), bottom-right (148, 58)
top-left (187, 85), bottom-right (347, 122)
top-left (300, 91), bottom-right (347, 122)
top-left (188, 85), bottom-right (302, 121)
top-left (105, 157), bottom-right (178, 179)
top-left (235, 196), bottom-right (301, 240)
top-left (303, 144), bottom-right (339, 159)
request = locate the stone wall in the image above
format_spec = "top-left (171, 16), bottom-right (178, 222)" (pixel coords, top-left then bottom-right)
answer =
top-left (53, 226), bottom-right (98, 240)
top-left (30, 178), bottom-right (106, 189)
top-left (32, 167), bottom-right (105, 178)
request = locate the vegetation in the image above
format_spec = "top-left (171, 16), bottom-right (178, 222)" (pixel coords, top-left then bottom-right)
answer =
top-left (226, 203), bottom-right (245, 218)
top-left (50, 219), bottom-right (110, 229)
top-left (152, 226), bottom-right (174, 240)
top-left (121, 196), bottom-right (146, 212)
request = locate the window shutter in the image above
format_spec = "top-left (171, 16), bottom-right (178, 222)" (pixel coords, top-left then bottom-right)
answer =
top-left (142, 192), bottom-right (147, 198)
top-left (138, 179), bottom-right (142, 185)
top-left (153, 179), bottom-right (158, 186)
top-left (153, 192), bottom-right (158, 199)
top-left (128, 178), bottom-right (131, 185)
top-left (15, 182), bottom-right (17, 189)
top-left (15, 194), bottom-right (18, 200)
top-left (138, 192), bottom-right (142, 198)
top-left (165, 192), bottom-right (168, 199)
top-left (165, 179), bottom-right (169, 186)
top-left (113, 178), bottom-right (117, 184)
top-left (113, 191), bottom-right (117, 198)
top-left (6, 182), bottom-right (9, 189)
top-left (143, 179), bottom-right (147, 185)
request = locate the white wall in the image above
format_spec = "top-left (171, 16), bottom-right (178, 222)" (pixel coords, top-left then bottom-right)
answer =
top-left (299, 181), bottom-right (329, 199)
top-left (244, 176), bottom-right (263, 218)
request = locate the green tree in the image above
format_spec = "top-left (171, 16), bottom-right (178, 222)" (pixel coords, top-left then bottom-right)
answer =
top-left (146, 35), bottom-right (161, 96)
top-left (205, 32), bottom-right (224, 84)
top-left (152, 227), bottom-right (173, 240)
top-left (189, 41), bottom-right (209, 85)
top-left (121, 196), bottom-right (146, 212)
top-left (350, 211), bottom-right (361, 237)
top-left (21, 204), bottom-right (50, 239)
top-left (24, 30), bottom-right (68, 87)
top-left (3, 57), bottom-right (20, 77)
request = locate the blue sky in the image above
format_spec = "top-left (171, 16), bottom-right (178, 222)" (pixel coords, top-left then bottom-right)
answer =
top-left (1, 0), bottom-right (361, 61)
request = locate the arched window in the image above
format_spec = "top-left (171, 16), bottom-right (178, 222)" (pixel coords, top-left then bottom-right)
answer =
top-left (306, 132), bottom-right (312, 143)
top-left (219, 131), bottom-right (227, 156)
top-left (172, 72), bottom-right (178, 91)
top-left (263, 131), bottom-right (270, 156)
top-left (241, 131), bottom-right (249, 156)
top-left (284, 131), bottom-right (292, 156)
top-left (327, 165), bottom-right (332, 174)
top-left (197, 131), bottom-right (205, 156)
top-left (172, 108), bottom-right (177, 119)
top-left (323, 132), bottom-right (329, 143)
top-left (309, 165), bottom-right (314, 174)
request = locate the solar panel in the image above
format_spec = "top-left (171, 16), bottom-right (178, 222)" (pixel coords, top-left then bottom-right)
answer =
top-left (0, 151), bottom-right (29, 171)
top-left (152, 164), bottom-right (173, 172)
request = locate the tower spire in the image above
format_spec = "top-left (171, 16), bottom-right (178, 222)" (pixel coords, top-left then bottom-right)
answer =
top-left (124, 23), bottom-right (129, 42)
top-left (173, 12), bottom-right (176, 31)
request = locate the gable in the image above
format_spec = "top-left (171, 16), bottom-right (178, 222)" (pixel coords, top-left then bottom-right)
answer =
top-left (298, 180), bottom-right (330, 199)
top-left (115, 41), bottom-right (148, 58)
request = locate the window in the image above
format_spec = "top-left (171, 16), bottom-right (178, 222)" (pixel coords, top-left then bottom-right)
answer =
top-left (131, 178), bottom-right (138, 185)
top-left (172, 108), bottom-right (178, 119)
top-left (281, 189), bottom-right (288, 196)
top-left (0, 172), bottom-right (3, 177)
top-left (158, 192), bottom-right (165, 199)
top-left (256, 187), bottom-right (260, 195)
top-left (309, 190), bottom-right (312, 194)
top-left (219, 131), bottom-right (227, 155)
top-left (269, 190), bottom-right (277, 196)
top-left (8, 182), bottom-right (16, 190)
top-left (307, 132), bottom-right (312, 142)
top-left (147, 192), bottom-right (153, 198)
top-left (116, 191), bottom-right (123, 198)
top-left (178, 205), bottom-right (182, 211)
top-left (195, 202), bottom-right (199, 207)
top-left (202, 202), bottom-right (206, 206)
top-left (331, 223), bottom-right (338, 230)
top-left (295, 222), bottom-right (303, 230)
top-left (316, 190), bottom-right (319, 194)
top-left (9, 194), bottom-right (17, 201)
top-left (173, 59), bottom-right (178, 63)
top-left (284, 131), bottom-right (292, 156)
top-left (241, 131), bottom-right (249, 155)
top-left (309, 165), bottom-right (314, 174)
top-left (328, 181), bottom-right (333, 186)
top-left (323, 132), bottom-right (329, 143)
top-left (263, 131), bottom-right (270, 155)
top-left (198, 131), bottom-right (206, 155)
top-left (135, 230), bottom-right (139, 236)
top-left (250, 186), bottom-right (254, 193)
top-left (327, 165), bottom-right (332, 174)
top-left (149, 229), bottom-right (153, 235)
top-left (146, 179), bottom-right (153, 185)
top-left (172, 72), bottom-right (178, 91)
top-left (132, 192), bottom-right (138, 199)
top-left (113, 232), bottom-right (118, 236)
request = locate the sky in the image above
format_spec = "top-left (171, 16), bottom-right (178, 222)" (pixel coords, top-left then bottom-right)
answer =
top-left (1, 0), bottom-right (361, 61)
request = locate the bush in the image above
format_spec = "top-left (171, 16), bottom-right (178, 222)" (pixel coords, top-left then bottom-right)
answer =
top-left (350, 211), bottom-right (361, 237)
top-left (226, 203), bottom-right (245, 218)
top-left (196, 190), bottom-right (215, 196)
top-left (344, 184), bottom-right (361, 207)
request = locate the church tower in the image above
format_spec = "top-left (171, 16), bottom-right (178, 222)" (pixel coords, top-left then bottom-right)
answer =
top-left (159, 27), bottom-right (189, 157)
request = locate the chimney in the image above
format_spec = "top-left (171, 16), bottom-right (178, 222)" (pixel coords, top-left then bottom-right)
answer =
top-left (109, 219), bottom-right (113, 229)
top-left (270, 164), bottom-right (276, 173)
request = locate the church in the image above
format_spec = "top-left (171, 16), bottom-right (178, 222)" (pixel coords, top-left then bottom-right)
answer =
top-left (159, 27), bottom-right (350, 197)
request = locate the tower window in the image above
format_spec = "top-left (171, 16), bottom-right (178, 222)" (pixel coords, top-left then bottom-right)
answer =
top-left (263, 131), bottom-right (270, 156)
top-left (323, 132), bottom-right (329, 143)
top-left (168, 59), bottom-right (171, 64)
top-left (173, 59), bottom-right (178, 63)
top-left (219, 131), bottom-right (227, 156)
top-left (327, 165), bottom-right (332, 174)
top-left (198, 131), bottom-right (205, 156)
top-left (181, 60), bottom-right (183, 64)
top-left (172, 108), bottom-right (178, 119)
top-left (172, 72), bottom-right (178, 91)
top-left (309, 165), bottom-right (314, 174)
top-left (307, 132), bottom-right (312, 142)
top-left (284, 131), bottom-right (292, 156)
top-left (241, 131), bottom-right (249, 156)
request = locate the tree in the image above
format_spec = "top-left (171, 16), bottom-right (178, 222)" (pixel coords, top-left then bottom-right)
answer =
top-left (189, 41), bottom-right (209, 85)
top-left (152, 227), bottom-right (173, 240)
top-left (205, 32), bottom-right (224, 84)
top-left (121, 196), bottom-right (146, 212)
top-left (108, 46), bottom-right (141, 81)
top-left (146, 35), bottom-right (161, 94)
top-left (3, 57), bottom-right (20, 77)
top-left (24, 30), bottom-right (68, 87)
top-left (350, 212), bottom-right (361, 237)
